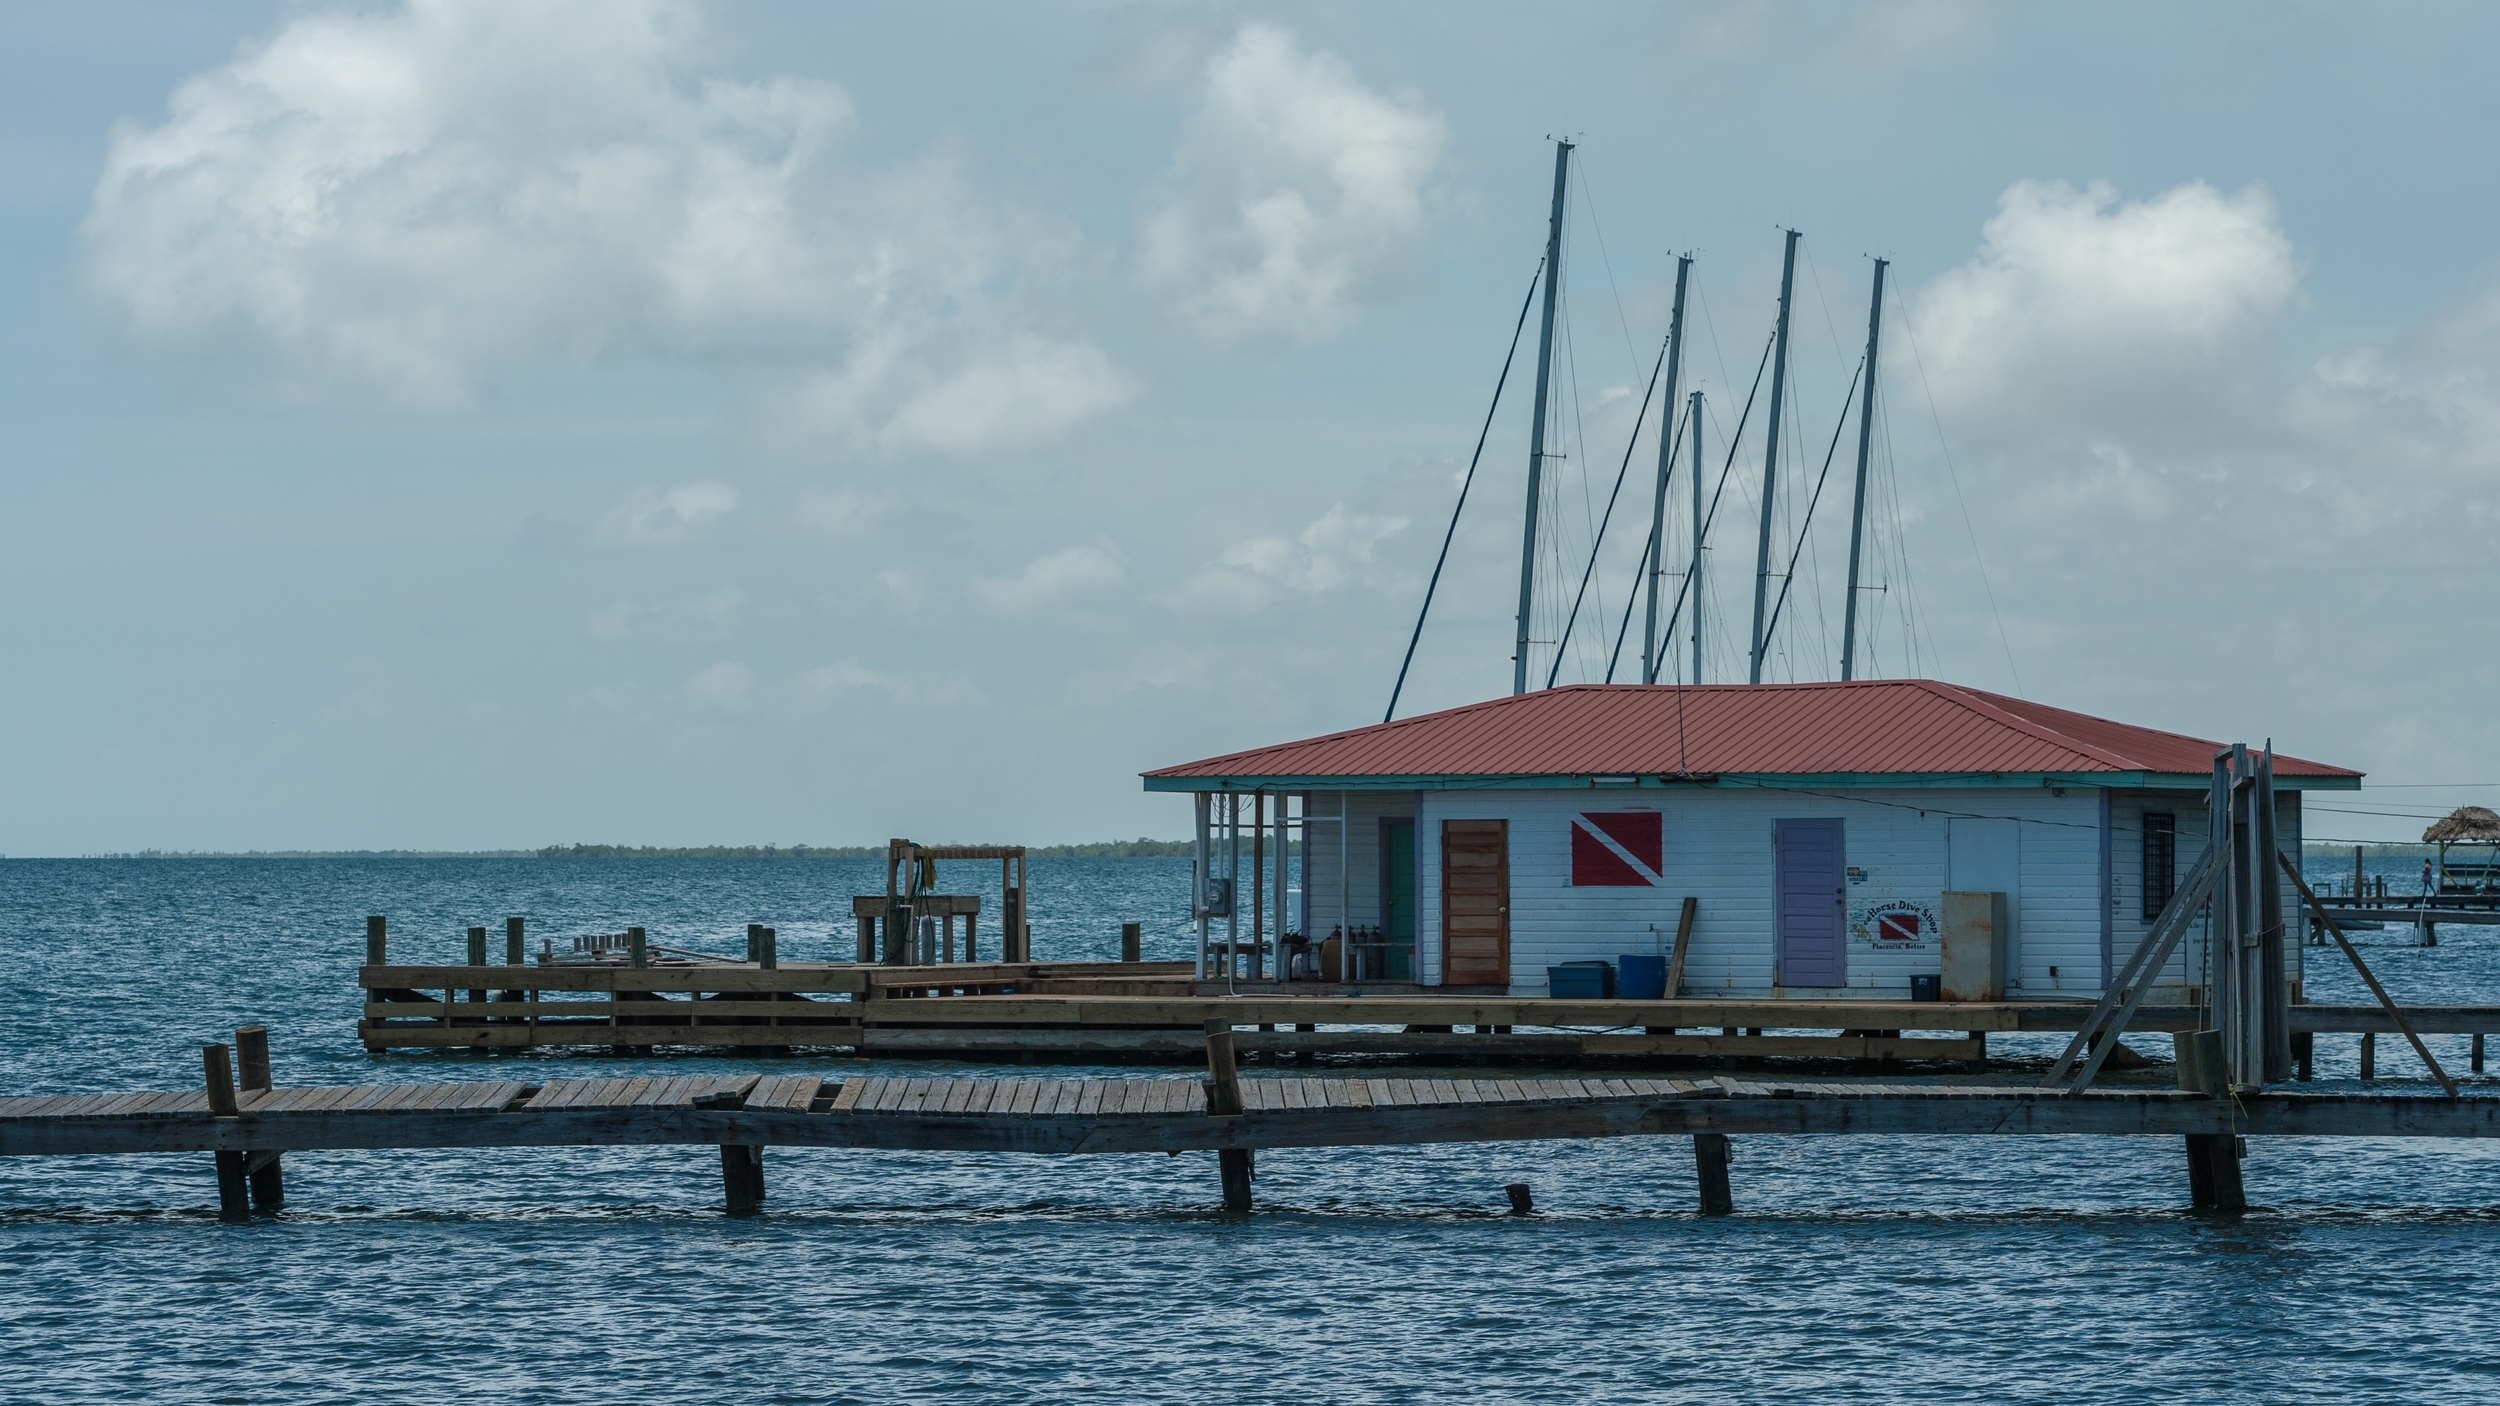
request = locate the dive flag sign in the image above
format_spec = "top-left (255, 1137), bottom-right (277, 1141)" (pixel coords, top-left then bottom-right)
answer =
top-left (1570, 812), bottom-right (1663, 887)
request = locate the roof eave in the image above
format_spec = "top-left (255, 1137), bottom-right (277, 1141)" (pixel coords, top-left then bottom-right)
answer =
top-left (1141, 770), bottom-right (2364, 794)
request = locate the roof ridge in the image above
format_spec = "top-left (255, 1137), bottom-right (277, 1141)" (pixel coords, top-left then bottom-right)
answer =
top-left (1911, 681), bottom-right (2152, 773)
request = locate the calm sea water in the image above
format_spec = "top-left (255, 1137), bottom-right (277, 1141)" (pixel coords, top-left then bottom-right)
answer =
top-left (3, 855), bottom-right (2496, 1404)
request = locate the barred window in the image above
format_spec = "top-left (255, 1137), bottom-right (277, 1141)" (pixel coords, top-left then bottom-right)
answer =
top-left (2141, 812), bottom-right (2177, 920)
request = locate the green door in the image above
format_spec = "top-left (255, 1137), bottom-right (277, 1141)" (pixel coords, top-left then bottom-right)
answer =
top-left (1384, 818), bottom-right (1416, 980)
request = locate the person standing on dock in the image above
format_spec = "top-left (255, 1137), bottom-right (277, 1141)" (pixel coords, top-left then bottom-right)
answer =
top-left (2423, 859), bottom-right (2435, 897)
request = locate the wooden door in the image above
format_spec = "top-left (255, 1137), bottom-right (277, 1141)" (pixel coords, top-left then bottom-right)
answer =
top-left (1441, 819), bottom-right (1509, 987)
top-left (1775, 817), bottom-right (1847, 987)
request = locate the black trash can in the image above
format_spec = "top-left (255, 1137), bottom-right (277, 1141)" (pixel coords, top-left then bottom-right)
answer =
top-left (1909, 973), bottom-right (1941, 1002)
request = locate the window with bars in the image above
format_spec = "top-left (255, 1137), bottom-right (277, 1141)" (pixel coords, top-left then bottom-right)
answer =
top-left (2141, 812), bottom-right (2177, 920)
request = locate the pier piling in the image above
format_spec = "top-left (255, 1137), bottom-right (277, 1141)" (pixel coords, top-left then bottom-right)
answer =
top-left (505, 916), bottom-right (524, 966)
top-left (1122, 922), bottom-right (1142, 964)
top-left (720, 1145), bottom-right (765, 1216)
top-left (1504, 1183), bottom-right (1533, 1215)
top-left (235, 1026), bottom-right (271, 1094)
top-left (2476, 1034), bottom-right (2486, 1074)
top-left (2175, 1030), bottom-right (2245, 1213)
top-left (627, 926), bottom-right (647, 970)
top-left (2360, 1031), bottom-right (2376, 1080)
top-left (1693, 1132), bottom-right (1733, 1215)
top-left (1204, 1018), bottom-right (1252, 1210)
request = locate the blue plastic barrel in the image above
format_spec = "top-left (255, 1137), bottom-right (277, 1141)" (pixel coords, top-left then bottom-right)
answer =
top-left (1618, 953), bottom-right (1666, 1000)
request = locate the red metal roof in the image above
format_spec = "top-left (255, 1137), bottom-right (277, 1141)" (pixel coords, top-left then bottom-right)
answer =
top-left (1142, 681), bottom-right (2361, 786)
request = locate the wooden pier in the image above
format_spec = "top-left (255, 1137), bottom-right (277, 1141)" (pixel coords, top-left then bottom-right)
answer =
top-left (8, 1022), bottom-right (2496, 1221)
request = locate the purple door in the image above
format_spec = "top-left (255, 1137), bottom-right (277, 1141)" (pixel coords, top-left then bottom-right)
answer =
top-left (1775, 818), bottom-right (1847, 987)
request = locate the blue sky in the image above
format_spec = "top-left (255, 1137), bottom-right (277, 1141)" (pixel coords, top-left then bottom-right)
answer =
top-left (4, 1), bottom-right (2496, 853)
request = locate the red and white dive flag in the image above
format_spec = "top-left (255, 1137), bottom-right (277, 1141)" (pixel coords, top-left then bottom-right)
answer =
top-left (1570, 811), bottom-right (1662, 887)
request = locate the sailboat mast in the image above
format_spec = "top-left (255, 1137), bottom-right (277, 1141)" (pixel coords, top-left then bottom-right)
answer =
top-left (1746, 229), bottom-right (1800, 686)
top-left (1641, 255), bottom-right (1691, 685)
top-left (1840, 258), bottom-right (1888, 682)
top-left (1512, 141), bottom-right (1572, 696)
top-left (1689, 389), bottom-right (1704, 685)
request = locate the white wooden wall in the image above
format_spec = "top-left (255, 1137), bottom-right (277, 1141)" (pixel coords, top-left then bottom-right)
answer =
top-left (1403, 785), bottom-right (2106, 997)
top-left (1295, 781), bottom-right (2310, 998)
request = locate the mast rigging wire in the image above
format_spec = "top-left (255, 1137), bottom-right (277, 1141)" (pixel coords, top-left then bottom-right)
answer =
top-left (1760, 358), bottom-right (1865, 660)
top-left (1383, 259), bottom-right (1544, 723)
top-left (1547, 334), bottom-right (1672, 688)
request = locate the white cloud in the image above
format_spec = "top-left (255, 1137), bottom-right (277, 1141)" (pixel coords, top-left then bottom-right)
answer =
top-left (1905, 179), bottom-right (2299, 441)
top-left (596, 480), bottom-right (738, 546)
top-left (1174, 504), bottom-right (1409, 611)
top-left (588, 587), bottom-right (744, 641)
top-left (969, 543), bottom-right (1125, 614)
top-left (85, 0), bottom-right (1126, 454)
top-left (682, 660), bottom-right (753, 710)
top-left (790, 657), bottom-right (972, 710)
top-left (1140, 23), bottom-right (1446, 345)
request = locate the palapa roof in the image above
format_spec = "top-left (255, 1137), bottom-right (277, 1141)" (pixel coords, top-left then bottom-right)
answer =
top-left (2424, 806), bottom-right (2500, 843)
top-left (1142, 679), bottom-right (2364, 792)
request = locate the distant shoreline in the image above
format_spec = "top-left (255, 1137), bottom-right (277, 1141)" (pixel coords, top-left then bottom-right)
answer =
top-left (68, 839), bottom-right (1210, 861)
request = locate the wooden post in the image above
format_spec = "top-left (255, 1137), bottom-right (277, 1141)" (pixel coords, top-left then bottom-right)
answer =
top-left (203, 1043), bottom-right (239, 1117)
top-left (2475, 1033), bottom-right (2486, 1074)
top-left (2359, 1030), bottom-right (2375, 1080)
top-left (235, 1026), bottom-right (271, 1093)
top-left (1504, 1182), bottom-right (1533, 1215)
top-left (2292, 1031), bottom-right (2312, 1082)
top-left (1692, 1132), bottom-right (1732, 1215)
top-left (1665, 896), bottom-right (1698, 998)
top-left (201, 1042), bottom-right (250, 1218)
top-left (2175, 1029), bottom-right (2245, 1212)
top-left (1122, 922), bottom-right (1142, 964)
top-left (857, 914), bottom-right (876, 964)
top-left (366, 914), bottom-right (387, 966)
top-left (760, 926), bottom-right (778, 972)
top-left (720, 1145), bottom-right (764, 1216)
top-left (506, 916), bottom-right (525, 965)
top-left (213, 1151), bottom-right (251, 1221)
top-left (747, 923), bottom-right (763, 963)
top-left (1203, 1017), bottom-right (1251, 1210)
top-left (627, 926), bottom-right (647, 969)
top-left (467, 926), bottom-right (488, 1007)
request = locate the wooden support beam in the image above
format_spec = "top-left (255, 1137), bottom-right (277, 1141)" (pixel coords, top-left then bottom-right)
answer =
top-left (627, 927), bottom-right (648, 970)
top-left (2476, 1034), bottom-right (2486, 1074)
top-left (1122, 922), bottom-right (1142, 964)
top-left (2279, 851), bottom-right (2456, 1097)
top-left (2360, 1031), bottom-right (2375, 1080)
top-left (1693, 1132), bottom-right (1732, 1215)
top-left (720, 1144), bottom-right (764, 1216)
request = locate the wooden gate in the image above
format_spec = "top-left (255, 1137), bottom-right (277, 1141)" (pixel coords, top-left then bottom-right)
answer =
top-left (1441, 819), bottom-right (1510, 987)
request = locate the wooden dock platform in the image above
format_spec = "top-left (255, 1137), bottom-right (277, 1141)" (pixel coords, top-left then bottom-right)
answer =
top-left (10, 1021), bottom-right (2498, 1220)
top-left (358, 959), bottom-right (2500, 1068)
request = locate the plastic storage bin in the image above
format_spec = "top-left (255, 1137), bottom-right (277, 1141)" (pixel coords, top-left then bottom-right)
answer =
top-left (1616, 954), bottom-right (1666, 1001)
top-left (1547, 961), bottom-right (1616, 999)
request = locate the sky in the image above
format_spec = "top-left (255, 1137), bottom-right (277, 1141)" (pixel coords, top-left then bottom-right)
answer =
top-left (4, 0), bottom-right (2498, 854)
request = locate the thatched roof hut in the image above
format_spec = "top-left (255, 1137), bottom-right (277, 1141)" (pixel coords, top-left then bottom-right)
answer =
top-left (2422, 806), bottom-right (2500, 843)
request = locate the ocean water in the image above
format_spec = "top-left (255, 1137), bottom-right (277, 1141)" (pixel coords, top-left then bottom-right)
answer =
top-left (2, 856), bottom-right (2496, 1404)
